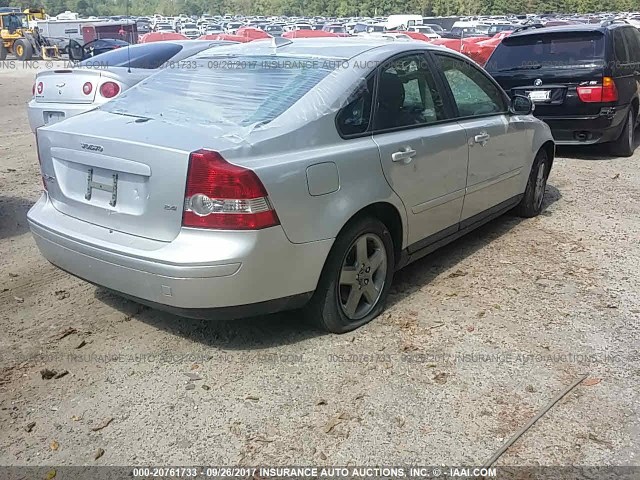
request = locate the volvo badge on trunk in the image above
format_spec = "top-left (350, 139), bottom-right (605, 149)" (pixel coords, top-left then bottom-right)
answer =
top-left (81, 143), bottom-right (104, 152)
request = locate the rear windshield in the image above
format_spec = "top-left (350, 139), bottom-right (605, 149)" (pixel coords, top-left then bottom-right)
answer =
top-left (79, 42), bottom-right (182, 69)
top-left (486, 31), bottom-right (605, 72)
top-left (102, 55), bottom-right (336, 128)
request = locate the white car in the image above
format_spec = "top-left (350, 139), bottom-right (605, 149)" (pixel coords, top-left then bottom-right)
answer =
top-left (180, 23), bottom-right (200, 39)
top-left (408, 26), bottom-right (441, 39)
top-left (27, 41), bottom-right (231, 132)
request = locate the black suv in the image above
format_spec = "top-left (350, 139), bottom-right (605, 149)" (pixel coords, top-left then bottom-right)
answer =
top-left (486, 23), bottom-right (640, 156)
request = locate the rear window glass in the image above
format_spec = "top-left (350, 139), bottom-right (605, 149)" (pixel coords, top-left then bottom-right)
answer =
top-left (79, 43), bottom-right (182, 69)
top-left (486, 32), bottom-right (605, 72)
top-left (102, 55), bottom-right (336, 127)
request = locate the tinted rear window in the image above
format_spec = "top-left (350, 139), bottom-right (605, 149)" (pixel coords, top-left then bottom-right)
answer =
top-left (486, 31), bottom-right (605, 72)
top-left (79, 43), bottom-right (182, 69)
top-left (103, 55), bottom-right (336, 127)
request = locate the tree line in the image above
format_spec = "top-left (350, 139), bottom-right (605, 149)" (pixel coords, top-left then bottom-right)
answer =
top-left (2, 0), bottom-right (637, 20)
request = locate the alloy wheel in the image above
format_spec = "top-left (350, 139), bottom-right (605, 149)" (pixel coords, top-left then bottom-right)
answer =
top-left (337, 233), bottom-right (387, 320)
top-left (533, 161), bottom-right (547, 209)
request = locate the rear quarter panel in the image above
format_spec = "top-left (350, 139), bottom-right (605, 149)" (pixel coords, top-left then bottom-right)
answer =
top-left (222, 117), bottom-right (409, 247)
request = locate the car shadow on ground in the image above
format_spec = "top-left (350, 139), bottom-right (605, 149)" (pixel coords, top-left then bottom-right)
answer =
top-left (388, 184), bottom-right (561, 309)
top-left (0, 196), bottom-right (34, 240)
top-left (95, 185), bottom-right (562, 350)
top-left (556, 126), bottom-right (640, 160)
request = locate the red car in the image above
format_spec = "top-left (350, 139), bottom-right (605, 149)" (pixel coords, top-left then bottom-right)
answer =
top-left (463, 31), bottom-right (512, 66)
top-left (385, 30), bottom-right (432, 42)
top-left (430, 36), bottom-right (487, 52)
top-left (199, 28), bottom-right (271, 43)
top-left (282, 30), bottom-right (338, 38)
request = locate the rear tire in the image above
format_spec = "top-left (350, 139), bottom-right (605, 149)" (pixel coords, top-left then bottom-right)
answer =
top-left (610, 108), bottom-right (635, 157)
top-left (305, 216), bottom-right (395, 334)
top-left (14, 39), bottom-right (33, 61)
top-left (0, 44), bottom-right (6, 60)
top-left (515, 149), bottom-right (549, 218)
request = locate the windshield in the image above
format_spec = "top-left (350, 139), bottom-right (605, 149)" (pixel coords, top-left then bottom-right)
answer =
top-left (103, 54), bottom-right (337, 128)
top-left (486, 31), bottom-right (605, 71)
top-left (3, 13), bottom-right (28, 30)
top-left (79, 43), bottom-right (182, 69)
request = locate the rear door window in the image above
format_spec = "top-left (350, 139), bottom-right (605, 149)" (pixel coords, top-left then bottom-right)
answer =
top-left (486, 31), bottom-right (605, 72)
top-left (373, 53), bottom-right (447, 131)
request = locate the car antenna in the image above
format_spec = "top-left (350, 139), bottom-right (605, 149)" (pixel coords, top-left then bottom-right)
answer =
top-left (126, 0), bottom-right (131, 73)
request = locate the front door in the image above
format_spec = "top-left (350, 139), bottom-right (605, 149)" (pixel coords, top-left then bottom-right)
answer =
top-left (433, 52), bottom-right (527, 222)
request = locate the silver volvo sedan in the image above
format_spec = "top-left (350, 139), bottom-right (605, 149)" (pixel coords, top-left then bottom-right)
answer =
top-left (28, 38), bottom-right (555, 333)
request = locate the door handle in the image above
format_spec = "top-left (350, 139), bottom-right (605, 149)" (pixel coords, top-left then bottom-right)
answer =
top-left (474, 132), bottom-right (490, 146)
top-left (391, 147), bottom-right (416, 163)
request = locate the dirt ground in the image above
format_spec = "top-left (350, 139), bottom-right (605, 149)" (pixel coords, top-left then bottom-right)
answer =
top-left (0, 62), bottom-right (639, 468)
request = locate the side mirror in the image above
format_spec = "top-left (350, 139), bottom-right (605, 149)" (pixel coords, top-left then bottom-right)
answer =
top-left (510, 94), bottom-right (534, 115)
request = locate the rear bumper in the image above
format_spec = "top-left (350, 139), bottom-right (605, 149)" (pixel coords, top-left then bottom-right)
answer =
top-left (27, 100), bottom-right (96, 133)
top-left (27, 194), bottom-right (332, 318)
top-left (538, 106), bottom-right (628, 145)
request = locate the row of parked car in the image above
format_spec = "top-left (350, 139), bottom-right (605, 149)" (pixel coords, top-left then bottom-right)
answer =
top-left (25, 21), bottom-right (640, 333)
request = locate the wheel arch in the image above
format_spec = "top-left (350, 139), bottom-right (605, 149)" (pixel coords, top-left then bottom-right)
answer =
top-left (335, 202), bottom-right (405, 268)
top-left (540, 140), bottom-right (555, 172)
top-left (631, 97), bottom-right (639, 123)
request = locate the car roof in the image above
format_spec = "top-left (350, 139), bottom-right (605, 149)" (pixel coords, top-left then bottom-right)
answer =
top-left (508, 23), bottom-right (629, 38)
top-left (194, 37), bottom-right (440, 60)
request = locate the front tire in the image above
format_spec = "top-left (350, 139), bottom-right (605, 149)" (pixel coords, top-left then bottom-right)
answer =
top-left (515, 149), bottom-right (549, 218)
top-left (0, 44), bottom-right (7, 60)
top-left (14, 39), bottom-right (33, 61)
top-left (610, 108), bottom-right (636, 158)
top-left (305, 216), bottom-right (395, 333)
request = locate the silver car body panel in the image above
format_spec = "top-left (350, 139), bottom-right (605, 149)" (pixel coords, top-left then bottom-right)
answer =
top-left (28, 38), bottom-right (555, 314)
top-left (28, 194), bottom-right (332, 308)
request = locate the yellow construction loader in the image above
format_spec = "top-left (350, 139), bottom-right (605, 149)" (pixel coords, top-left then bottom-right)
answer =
top-left (0, 7), bottom-right (59, 60)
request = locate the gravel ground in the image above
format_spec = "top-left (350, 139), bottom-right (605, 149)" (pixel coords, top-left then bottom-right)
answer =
top-left (0, 63), bottom-right (639, 468)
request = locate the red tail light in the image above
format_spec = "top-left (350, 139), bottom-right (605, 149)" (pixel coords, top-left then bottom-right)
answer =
top-left (82, 82), bottom-right (93, 95)
top-left (37, 81), bottom-right (43, 94)
top-left (32, 83), bottom-right (35, 96)
top-left (601, 76), bottom-right (618, 102)
top-left (577, 77), bottom-right (618, 103)
top-left (183, 149), bottom-right (279, 230)
top-left (99, 81), bottom-right (120, 98)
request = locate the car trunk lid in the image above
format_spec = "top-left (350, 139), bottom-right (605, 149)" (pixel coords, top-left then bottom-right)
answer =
top-left (36, 111), bottom-right (216, 242)
top-left (35, 69), bottom-right (101, 104)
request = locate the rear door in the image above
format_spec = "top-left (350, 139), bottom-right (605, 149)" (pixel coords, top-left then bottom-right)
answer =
top-left (433, 52), bottom-right (527, 221)
top-left (486, 30), bottom-right (606, 119)
top-left (372, 52), bottom-right (469, 247)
